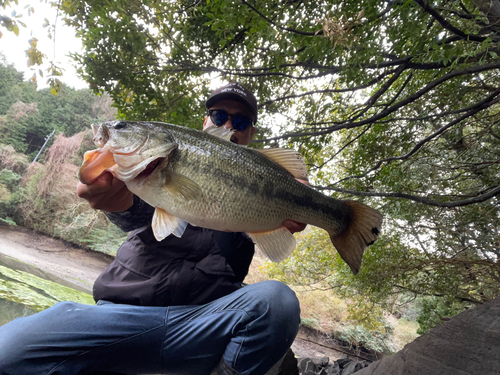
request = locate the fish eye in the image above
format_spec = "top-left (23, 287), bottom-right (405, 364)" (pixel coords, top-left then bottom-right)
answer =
top-left (114, 121), bottom-right (127, 130)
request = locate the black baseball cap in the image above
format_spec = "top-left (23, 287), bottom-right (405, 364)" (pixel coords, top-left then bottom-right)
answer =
top-left (205, 82), bottom-right (258, 122)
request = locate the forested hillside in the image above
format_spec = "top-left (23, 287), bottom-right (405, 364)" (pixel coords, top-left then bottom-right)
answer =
top-left (0, 59), bottom-right (125, 254)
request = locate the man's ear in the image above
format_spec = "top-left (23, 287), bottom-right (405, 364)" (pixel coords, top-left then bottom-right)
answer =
top-left (202, 116), bottom-right (209, 130)
top-left (250, 125), bottom-right (257, 139)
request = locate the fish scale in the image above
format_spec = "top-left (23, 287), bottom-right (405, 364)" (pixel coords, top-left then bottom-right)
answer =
top-left (79, 121), bottom-right (383, 275)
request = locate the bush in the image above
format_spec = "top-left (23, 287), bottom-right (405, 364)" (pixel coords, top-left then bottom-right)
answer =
top-left (336, 322), bottom-right (397, 356)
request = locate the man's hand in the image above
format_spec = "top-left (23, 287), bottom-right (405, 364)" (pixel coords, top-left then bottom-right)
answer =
top-left (76, 172), bottom-right (134, 213)
top-left (282, 220), bottom-right (307, 234)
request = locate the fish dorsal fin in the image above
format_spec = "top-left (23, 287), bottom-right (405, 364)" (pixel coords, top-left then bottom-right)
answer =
top-left (204, 125), bottom-right (235, 142)
top-left (256, 148), bottom-right (309, 181)
top-left (152, 208), bottom-right (188, 241)
top-left (248, 227), bottom-right (297, 262)
top-left (162, 171), bottom-right (204, 202)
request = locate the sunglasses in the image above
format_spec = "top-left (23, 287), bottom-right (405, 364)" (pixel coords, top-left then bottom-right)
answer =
top-left (208, 109), bottom-right (254, 131)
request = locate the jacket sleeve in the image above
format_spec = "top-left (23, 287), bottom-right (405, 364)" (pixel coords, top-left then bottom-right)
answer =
top-left (104, 195), bottom-right (155, 232)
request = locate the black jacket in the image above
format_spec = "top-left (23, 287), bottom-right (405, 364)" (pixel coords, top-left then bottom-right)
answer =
top-left (93, 196), bottom-right (255, 306)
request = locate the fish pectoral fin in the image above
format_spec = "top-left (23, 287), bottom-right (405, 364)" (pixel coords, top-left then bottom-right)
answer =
top-left (256, 148), bottom-right (309, 181)
top-left (248, 227), bottom-right (296, 262)
top-left (152, 208), bottom-right (188, 241)
top-left (162, 171), bottom-right (204, 202)
top-left (204, 125), bottom-right (235, 142)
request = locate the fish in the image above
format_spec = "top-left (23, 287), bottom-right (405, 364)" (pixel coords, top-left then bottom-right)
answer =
top-left (79, 120), bottom-right (383, 274)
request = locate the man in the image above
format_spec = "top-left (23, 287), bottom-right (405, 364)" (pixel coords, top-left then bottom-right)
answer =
top-left (0, 82), bottom-right (303, 375)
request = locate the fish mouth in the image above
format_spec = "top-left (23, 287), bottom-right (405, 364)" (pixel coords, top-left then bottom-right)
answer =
top-left (136, 157), bottom-right (164, 179)
top-left (79, 149), bottom-right (117, 184)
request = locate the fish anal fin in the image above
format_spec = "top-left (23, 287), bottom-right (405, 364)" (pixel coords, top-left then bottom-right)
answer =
top-left (330, 201), bottom-right (383, 275)
top-left (204, 125), bottom-right (235, 142)
top-left (152, 207), bottom-right (188, 241)
top-left (248, 227), bottom-right (297, 262)
top-left (257, 148), bottom-right (309, 181)
top-left (162, 171), bottom-right (204, 202)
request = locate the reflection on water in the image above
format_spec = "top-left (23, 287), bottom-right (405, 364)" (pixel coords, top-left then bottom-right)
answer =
top-left (0, 253), bottom-right (94, 327)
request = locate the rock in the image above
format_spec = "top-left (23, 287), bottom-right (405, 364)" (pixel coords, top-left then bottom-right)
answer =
top-left (328, 361), bottom-right (341, 374)
top-left (298, 358), bottom-right (319, 374)
top-left (319, 366), bottom-right (339, 375)
top-left (312, 357), bottom-right (329, 367)
top-left (341, 361), bottom-right (367, 375)
top-left (353, 297), bottom-right (500, 375)
top-left (336, 357), bottom-right (352, 368)
top-left (341, 361), bottom-right (359, 375)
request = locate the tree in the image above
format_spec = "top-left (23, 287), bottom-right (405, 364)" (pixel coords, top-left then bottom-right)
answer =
top-left (0, 62), bottom-right (117, 159)
top-left (0, 54), bottom-right (25, 114)
top-left (1, 1), bottom-right (65, 93)
top-left (55, 0), bottom-right (500, 329)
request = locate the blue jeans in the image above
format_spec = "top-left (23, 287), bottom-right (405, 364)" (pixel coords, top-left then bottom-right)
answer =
top-left (0, 281), bottom-right (300, 375)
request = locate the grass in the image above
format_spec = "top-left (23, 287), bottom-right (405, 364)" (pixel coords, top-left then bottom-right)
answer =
top-left (388, 316), bottom-right (420, 350)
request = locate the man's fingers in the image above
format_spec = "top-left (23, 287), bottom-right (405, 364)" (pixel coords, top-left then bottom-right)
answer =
top-left (282, 220), bottom-right (307, 234)
top-left (76, 172), bottom-right (133, 212)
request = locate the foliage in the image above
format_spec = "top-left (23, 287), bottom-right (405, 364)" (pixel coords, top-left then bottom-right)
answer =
top-left (416, 296), bottom-right (470, 335)
top-left (0, 63), bottom-right (124, 254)
top-left (4, 0), bottom-right (500, 337)
top-left (53, 209), bottom-right (128, 255)
top-left (12, 130), bottom-right (127, 254)
top-left (335, 321), bottom-right (397, 356)
top-left (0, 145), bottom-right (26, 223)
top-left (0, 2), bottom-right (65, 93)
top-left (46, 0), bottom-right (495, 331)
top-left (264, 221), bottom-right (498, 332)
top-left (0, 62), bottom-right (116, 160)
top-left (0, 168), bottom-right (21, 189)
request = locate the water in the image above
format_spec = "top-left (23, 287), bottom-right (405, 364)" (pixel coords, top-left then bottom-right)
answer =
top-left (0, 253), bottom-right (94, 327)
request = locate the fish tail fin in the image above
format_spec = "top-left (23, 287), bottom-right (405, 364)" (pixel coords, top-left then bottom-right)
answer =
top-left (329, 200), bottom-right (383, 275)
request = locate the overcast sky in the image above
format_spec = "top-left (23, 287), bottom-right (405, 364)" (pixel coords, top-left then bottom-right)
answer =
top-left (1, 1), bottom-right (87, 90)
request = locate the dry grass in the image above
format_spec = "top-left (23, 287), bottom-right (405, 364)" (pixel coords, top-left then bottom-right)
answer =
top-left (0, 144), bottom-right (29, 174)
top-left (246, 252), bottom-right (420, 352)
top-left (294, 288), bottom-right (346, 332)
top-left (387, 315), bottom-right (420, 350)
top-left (245, 252), bottom-right (346, 332)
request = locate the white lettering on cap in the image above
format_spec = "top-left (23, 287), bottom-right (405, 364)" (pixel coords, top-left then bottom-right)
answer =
top-left (220, 87), bottom-right (248, 97)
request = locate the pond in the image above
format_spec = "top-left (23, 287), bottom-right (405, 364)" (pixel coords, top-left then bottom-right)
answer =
top-left (0, 253), bottom-right (95, 327)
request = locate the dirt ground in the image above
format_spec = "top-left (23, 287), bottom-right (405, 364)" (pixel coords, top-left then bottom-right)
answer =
top-left (0, 223), bottom-right (347, 361)
top-left (0, 223), bottom-right (113, 293)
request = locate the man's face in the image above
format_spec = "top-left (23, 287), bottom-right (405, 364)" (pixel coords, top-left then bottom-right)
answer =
top-left (203, 99), bottom-right (257, 146)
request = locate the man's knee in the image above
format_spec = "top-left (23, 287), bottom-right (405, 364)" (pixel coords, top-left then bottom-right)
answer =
top-left (248, 280), bottom-right (301, 332)
top-left (0, 302), bottom-right (81, 365)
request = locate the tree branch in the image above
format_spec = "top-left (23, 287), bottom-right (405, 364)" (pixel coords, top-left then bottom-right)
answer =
top-left (240, 0), bottom-right (317, 36)
top-left (254, 62), bottom-right (500, 142)
top-left (413, 0), bottom-right (487, 42)
top-left (317, 184), bottom-right (500, 207)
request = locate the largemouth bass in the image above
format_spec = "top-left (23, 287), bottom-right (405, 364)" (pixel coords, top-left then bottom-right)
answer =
top-left (79, 121), bottom-right (383, 274)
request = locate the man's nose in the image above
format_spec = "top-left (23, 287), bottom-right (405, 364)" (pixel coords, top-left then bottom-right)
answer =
top-left (224, 118), bottom-right (235, 130)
